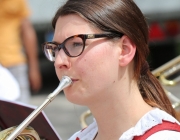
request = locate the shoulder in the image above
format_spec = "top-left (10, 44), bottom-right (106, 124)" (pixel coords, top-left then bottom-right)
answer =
top-left (68, 120), bottom-right (98, 140)
top-left (120, 108), bottom-right (180, 139)
top-left (147, 130), bottom-right (180, 140)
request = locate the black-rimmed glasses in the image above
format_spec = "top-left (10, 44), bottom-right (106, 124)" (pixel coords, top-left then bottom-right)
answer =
top-left (42, 33), bottom-right (123, 62)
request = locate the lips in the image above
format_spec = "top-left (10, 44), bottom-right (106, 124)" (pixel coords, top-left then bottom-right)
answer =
top-left (71, 78), bottom-right (79, 82)
top-left (61, 75), bottom-right (78, 83)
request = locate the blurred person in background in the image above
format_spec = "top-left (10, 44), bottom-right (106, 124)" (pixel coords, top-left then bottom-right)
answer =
top-left (0, 0), bottom-right (42, 104)
top-left (0, 64), bottom-right (20, 101)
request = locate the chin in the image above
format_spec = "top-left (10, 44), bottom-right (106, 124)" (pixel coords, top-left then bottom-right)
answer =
top-left (63, 89), bottom-right (87, 105)
top-left (65, 95), bottom-right (85, 105)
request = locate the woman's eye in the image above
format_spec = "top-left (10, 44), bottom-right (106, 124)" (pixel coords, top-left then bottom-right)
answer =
top-left (73, 42), bottom-right (83, 47)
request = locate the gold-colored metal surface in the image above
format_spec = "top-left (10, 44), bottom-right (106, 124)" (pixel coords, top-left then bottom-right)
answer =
top-left (152, 55), bottom-right (180, 108)
top-left (0, 126), bottom-right (40, 140)
top-left (80, 110), bottom-right (92, 128)
top-left (152, 55), bottom-right (180, 86)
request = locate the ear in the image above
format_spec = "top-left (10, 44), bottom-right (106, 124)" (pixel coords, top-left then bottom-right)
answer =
top-left (119, 36), bottom-right (136, 66)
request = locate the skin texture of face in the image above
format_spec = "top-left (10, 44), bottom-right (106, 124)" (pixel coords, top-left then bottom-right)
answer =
top-left (53, 14), bottom-right (124, 106)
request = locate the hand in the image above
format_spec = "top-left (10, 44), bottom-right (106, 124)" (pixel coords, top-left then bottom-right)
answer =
top-left (29, 66), bottom-right (42, 92)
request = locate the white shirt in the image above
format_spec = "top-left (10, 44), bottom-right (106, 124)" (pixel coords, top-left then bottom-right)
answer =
top-left (0, 65), bottom-right (20, 101)
top-left (69, 108), bottom-right (180, 140)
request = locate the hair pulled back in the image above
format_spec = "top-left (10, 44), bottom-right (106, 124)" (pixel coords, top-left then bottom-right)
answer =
top-left (52, 0), bottom-right (177, 118)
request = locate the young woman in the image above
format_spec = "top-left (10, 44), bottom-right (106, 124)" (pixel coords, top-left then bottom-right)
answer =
top-left (42, 0), bottom-right (180, 139)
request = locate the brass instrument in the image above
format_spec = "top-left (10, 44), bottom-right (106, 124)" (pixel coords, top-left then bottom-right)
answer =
top-left (80, 110), bottom-right (91, 129)
top-left (0, 126), bottom-right (40, 140)
top-left (80, 55), bottom-right (180, 128)
top-left (152, 55), bottom-right (180, 86)
top-left (152, 55), bottom-right (180, 109)
top-left (0, 76), bottom-right (72, 140)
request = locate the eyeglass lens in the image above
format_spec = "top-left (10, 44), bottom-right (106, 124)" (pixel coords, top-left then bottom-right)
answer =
top-left (43, 36), bottom-right (84, 61)
top-left (43, 43), bottom-right (57, 61)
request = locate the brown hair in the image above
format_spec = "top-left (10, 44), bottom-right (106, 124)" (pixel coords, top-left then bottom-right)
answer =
top-left (52, 0), bottom-right (177, 118)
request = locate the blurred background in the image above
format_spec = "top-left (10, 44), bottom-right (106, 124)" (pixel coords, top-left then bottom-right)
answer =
top-left (24, 0), bottom-right (180, 139)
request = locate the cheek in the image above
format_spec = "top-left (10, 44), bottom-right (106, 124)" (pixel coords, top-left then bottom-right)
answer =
top-left (65, 43), bottom-right (120, 105)
top-left (77, 44), bottom-right (119, 87)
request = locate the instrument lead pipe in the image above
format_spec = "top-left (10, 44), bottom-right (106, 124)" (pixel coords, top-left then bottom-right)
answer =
top-left (7, 76), bottom-right (72, 140)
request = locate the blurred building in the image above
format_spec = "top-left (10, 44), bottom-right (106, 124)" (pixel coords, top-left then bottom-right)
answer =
top-left (134, 0), bottom-right (180, 69)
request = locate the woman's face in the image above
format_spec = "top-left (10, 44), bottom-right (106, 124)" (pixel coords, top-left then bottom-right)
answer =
top-left (53, 14), bottom-right (122, 105)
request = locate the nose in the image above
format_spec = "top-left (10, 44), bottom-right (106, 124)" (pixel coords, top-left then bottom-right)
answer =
top-left (54, 48), bottom-right (71, 69)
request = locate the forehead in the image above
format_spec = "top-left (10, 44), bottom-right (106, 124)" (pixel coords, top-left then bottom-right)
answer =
top-left (53, 14), bottom-right (99, 42)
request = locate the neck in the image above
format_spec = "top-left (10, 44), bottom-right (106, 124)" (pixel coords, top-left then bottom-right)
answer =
top-left (89, 80), bottom-right (152, 140)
